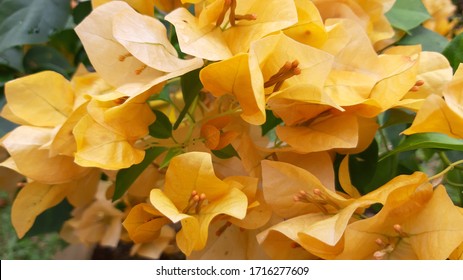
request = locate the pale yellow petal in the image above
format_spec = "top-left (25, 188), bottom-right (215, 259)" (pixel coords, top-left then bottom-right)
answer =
top-left (1, 126), bottom-right (89, 184)
top-left (165, 7), bottom-right (232, 60)
top-left (11, 181), bottom-right (70, 238)
top-left (3, 71), bottom-right (74, 127)
top-left (73, 115), bottom-right (145, 169)
top-left (276, 113), bottom-right (359, 153)
top-left (200, 53), bottom-right (265, 125)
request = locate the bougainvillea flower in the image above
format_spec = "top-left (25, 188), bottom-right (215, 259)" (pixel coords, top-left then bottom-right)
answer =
top-left (123, 203), bottom-right (171, 243)
top-left (313, 0), bottom-right (395, 47)
top-left (403, 64), bottom-right (463, 139)
top-left (201, 33), bottom-right (338, 125)
top-left (61, 200), bottom-right (124, 247)
top-left (257, 212), bottom-right (343, 259)
top-left (1, 126), bottom-right (89, 184)
top-left (338, 185), bottom-right (463, 259)
top-left (72, 90), bottom-right (156, 169)
top-left (129, 225), bottom-right (176, 259)
top-left (422, 0), bottom-right (457, 36)
top-left (75, 1), bottom-right (203, 95)
top-left (321, 20), bottom-right (419, 114)
top-left (189, 222), bottom-right (271, 260)
top-left (261, 160), bottom-right (352, 219)
top-left (396, 51), bottom-right (453, 111)
top-left (260, 159), bottom-right (432, 258)
top-left (165, 0), bottom-right (298, 60)
top-left (11, 170), bottom-right (100, 238)
top-left (200, 116), bottom-right (240, 150)
top-left (200, 53), bottom-right (265, 124)
top-left (124, 152), bottom-right (248, 255)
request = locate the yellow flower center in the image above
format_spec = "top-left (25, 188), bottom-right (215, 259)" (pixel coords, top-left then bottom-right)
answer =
top-left (373, 224), bottom-right (409, 259)
top-left (216, 0), bottom-right (257, 27)
top-left (183, 190), bottom-right (208, 214)
top-left (410, 80), bottom-right (425, 92)
top-left (293, 188), bottom-right (340, 214)
top-left (264, 60), bottom-right (301, 92)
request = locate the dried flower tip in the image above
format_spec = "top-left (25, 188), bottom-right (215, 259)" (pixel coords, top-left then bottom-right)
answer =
top-left (415, 80), bottom-right (425, 86)
top-left (313, 188), bottom-right (322, 196)
top-left (373, 250), bottom-right (387, 260)
top-left (234, 14), bottom-right (257, 21)
top-left (393, 224), bottom-right (409, 237)
top-left (118, 53), bottom-right (133, 62)
top-left (410, 80), bottom-right (425, 92)
top-left (375, 238), bottom-right (385, 247)
top-left (115, 96), bottom-right (129, 105)
top-left (195, 193), bottom-right (207, 214)
top-left (134, 65), bottom-right (147, 75)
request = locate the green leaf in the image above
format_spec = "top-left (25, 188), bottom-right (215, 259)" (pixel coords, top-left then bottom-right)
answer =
top-left (0, 47), bottom-right (24, 72)
top-left (444, 168), bottom-right (463, 207)
top-left (261, 110), bottom-right (283, 136)
top-left (173, 68), bottom-right (202, 129)
top-left (348, 139), bottom-right (379, 193)
top-left (368, 155), bottom-right (398, 193)
top-left (23, 45), bottom-right (74, 77)
top-left (149, 110), bottom-right (173, 139)
top-left (72, 0), bottom-right (92, 25)
top-left (380, 108), bottom-right (415, 128)
top-left (159, 147), bottom-right (183, 169)
top-left (49, 29), bottom-right (81, 58)
top-left (24, 199), bottom-right (72, 237)
top-left (0, 0), bottom-right (71, 53)
top-left (395, 26), bottom-right (449, 52)
top-left (380, 133), bottom-right (463, 161)
top-left (443, 33), bottom-right (463, 72)
top-left (211, 144), bottom-right (240, 159)
top-left (113, 147), bottom-right (167, 201)
top-left (385, 0), bottom-right (430, 32)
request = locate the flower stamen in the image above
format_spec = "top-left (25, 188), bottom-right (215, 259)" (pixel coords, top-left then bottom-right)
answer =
top-left (410, 80), bottom-right (425, 92)
top-left (393, 224), bottom-right (409, 238)
top-left (264, 60), bottom-right (301, 92)
top-left (216, 0), bottom-right (257, 27)
top-left (373, 244), bottom-right (394, 260)
top-left (183, 191), bottom-right (208, 214)
top-left (293, 189), bottom-right (329, 214)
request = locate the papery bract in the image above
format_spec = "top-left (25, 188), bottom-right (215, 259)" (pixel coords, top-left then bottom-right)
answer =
top-left (166, 0), bottom-right (298, 60)
top-left (75, 1), bottom-right (203, 96)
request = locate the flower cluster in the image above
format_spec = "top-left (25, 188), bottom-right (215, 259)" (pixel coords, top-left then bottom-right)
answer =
top-left (1, 0), bottom-right (463, 260)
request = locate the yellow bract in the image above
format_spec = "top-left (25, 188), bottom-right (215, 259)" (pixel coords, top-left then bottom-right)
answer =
top-left (75, 1), bottom-right (203, 96)
top-left (124, 152), bottom-right (250, 256)
top-left (339, 185), bottom-right (463, 259)
top-left (166, 0), bottom-right (298, 60)
top-left (2, 71), bottom-right (74, 127)
top-left (403, 64), bottom-right (463, 138)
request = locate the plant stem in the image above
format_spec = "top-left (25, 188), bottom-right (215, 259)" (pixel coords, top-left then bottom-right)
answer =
top-left (428, 159), bottom-right (463, 181)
